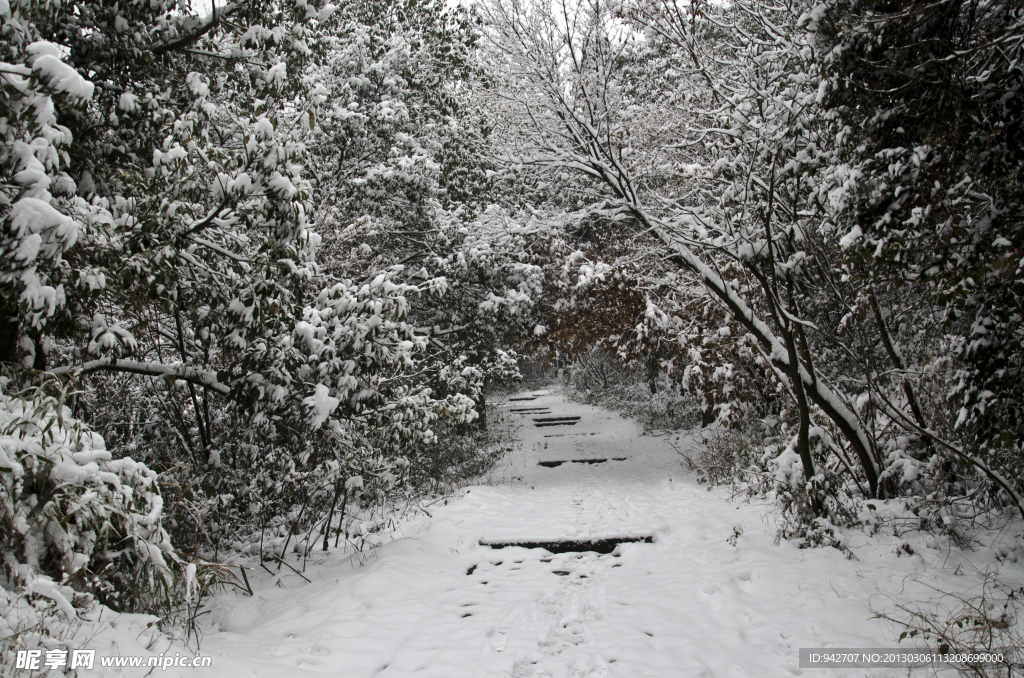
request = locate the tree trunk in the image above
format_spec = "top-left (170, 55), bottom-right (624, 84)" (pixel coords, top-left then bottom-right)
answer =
top-left (701, 397), bottom-right (716, 427)
top-left (0, 309), bottom-right (19, 365)
top-left (334, 484), bottom-right (350, 549)
top-left (476, 391), bottom-right (488, 431)
top-left (783, 323), bottom-right (822, 514)
top-left (643, 214), bottom-right (881, 496)
top-left (322, 477), bottom-right (344, 552)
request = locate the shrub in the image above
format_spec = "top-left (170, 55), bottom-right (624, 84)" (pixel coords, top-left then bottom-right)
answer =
top-left (0, 375), bottom-right (191, 615)
top-left (875, 574), bottom-right (1024, 677)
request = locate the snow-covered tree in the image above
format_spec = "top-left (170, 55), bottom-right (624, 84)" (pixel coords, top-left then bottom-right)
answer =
top-left (1, 0), bottom-right (539, 625)
top-left (480, 0), bottom-right (1024, 524)
top-left (818, 0), bottom-right (1024, 502)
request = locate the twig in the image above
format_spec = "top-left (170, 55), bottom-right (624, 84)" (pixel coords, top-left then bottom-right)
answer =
top-left (237, 565), bottom-right (254, 596)
top-left (271, 556), bottom-right (312, 583)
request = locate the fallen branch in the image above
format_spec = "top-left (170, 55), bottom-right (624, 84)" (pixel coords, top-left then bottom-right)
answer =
top-left (270, 556), bottom-right (311, 583)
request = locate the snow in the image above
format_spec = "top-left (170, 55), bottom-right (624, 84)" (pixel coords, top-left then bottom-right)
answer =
top-left (118, 92), bottom-right (139, 112)
top-left (267, 62), bottom-right (288, 87)
top-left (27, 42), bottom-right (94, 100)
top-left (8, 196), bottom-right (78, 240)
top-left (190, 387), bottom-right (1024, 677)
top-left (839, 224), bottom-right (863, 249)
top-left (269, 173), bottom-right (298, 197)
top-left (26, 577), bottom-right (77, 620)
top-left (14, 232), bottom-right (42, 261)
top-left (185, 563), bottom-right (198, 603)
top-left (304, 383), bottom-right (340, 429)
top-left (255, 117), bottom-right (275, 139)
top-left (0, 590), bottom-right (178, 677)
top-left (186, 71), bottom-right (210, 98)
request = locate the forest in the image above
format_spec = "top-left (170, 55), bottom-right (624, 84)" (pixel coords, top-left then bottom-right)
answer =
top-left (1, 0), bottom-right (1021, 671)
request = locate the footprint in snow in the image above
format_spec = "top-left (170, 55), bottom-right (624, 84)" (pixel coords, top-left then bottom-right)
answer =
top-left (488, 626), bottom-right (509, 652)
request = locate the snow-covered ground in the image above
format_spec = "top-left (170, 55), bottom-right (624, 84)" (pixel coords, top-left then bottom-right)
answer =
top-left (113, 387), bottom-right (1023, 677)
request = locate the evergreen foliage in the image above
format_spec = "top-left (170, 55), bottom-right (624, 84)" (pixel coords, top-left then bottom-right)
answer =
top-left (0, 0), bottom-right (1020, 646)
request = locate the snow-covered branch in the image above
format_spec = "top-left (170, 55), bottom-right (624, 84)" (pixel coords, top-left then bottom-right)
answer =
top-left (49, 360), bottom-right (231, 395)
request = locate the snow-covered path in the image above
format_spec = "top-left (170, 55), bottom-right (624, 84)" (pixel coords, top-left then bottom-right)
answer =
top-left (201, 388), bottom-right (1011, 678)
